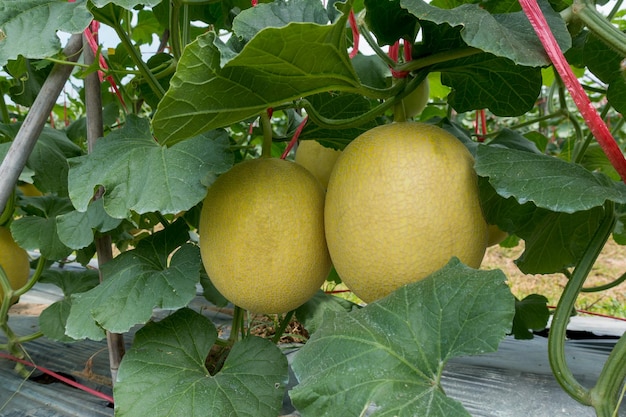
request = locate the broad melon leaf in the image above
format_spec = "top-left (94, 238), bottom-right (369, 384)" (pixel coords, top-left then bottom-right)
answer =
top-left (232, 0), bottom-right (329, 42)
top-left (478, 177), bottom-right (606, 274)
top-left (114, 308), bottom-right (289, 417)
top-left (363, 0), bottom-right (419, 46)
top-left (152, 1), bottom-right (360, 145)
top-left (0, 0), bottom-right (92, 67)
top-left (295, 290), bottom-right (361, 335)
top-left (38, 269), bottom-right (101, 342)
top-left (56, 198), bottom-right (122, 250)
top-left (475, 145), bottom-right (626, 213)
top-left (90, 0), bottom-right (161, 8)
top-left (65, 220), bottom-right (201, 339)
top-left (68, 115), bottom-right (233, 219)
top-left (438, 53), bottom-right (542, 116)
top-left (10, 196), bottom-right (74, 261)
top-left (299, 92), bottom-right (380, 149)
top-left (511, 294), bottom-right (550, 340)
top-left (290, 258), bottom-right (515, 417)
top-left (400, 0), bottom-right (571, 67)
top-left (515, 206), bottom-right (605, 274)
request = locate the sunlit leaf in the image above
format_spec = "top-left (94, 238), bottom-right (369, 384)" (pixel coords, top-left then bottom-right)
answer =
top-left (0, 0), bottom-right (92, 67)
top-left (400, 0), bottom-right (571, 67)
top-left (65, 220), bottom-right (201, 339)
top-left (152, 1), bottom-right (360, 144)
top-left (475, 145), bottom-right (626, 213)
top-left (68, 115), bottom-right (233, 219)
top-left (290, 259), bottom-right (515, 417)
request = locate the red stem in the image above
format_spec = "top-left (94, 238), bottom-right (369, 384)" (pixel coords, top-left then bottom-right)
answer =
top-left (519, 0), bottom-right (626, 183)
top-left (348, 10), bottom-right (360, 59)
top-left (281, 116), bottom-right (308, 159)
top-left (0, 351), bottom-right (115, 404)
top-left (83, 23), bottom-right (127, 112)
top-left (389, 40), bottom-right (410, 78)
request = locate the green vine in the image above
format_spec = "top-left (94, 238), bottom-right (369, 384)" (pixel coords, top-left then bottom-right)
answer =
top-left (573, 0), bottom-right (626, 57)
top-left (548, 200), bottom-right (620, 414)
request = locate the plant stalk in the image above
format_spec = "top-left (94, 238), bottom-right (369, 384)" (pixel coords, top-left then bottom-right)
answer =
top-left (260, 111), bottom-right (273, 158)
top-left (591, 332), bottom-right (626, 416)
top-left (112, 21), bottom-right (165, 99)
top-left (548, 201), bottom-right (616, 406)
top-left (0, 34), bottom-right (83, 217)
top-left (573, 0), bottom-right (626, 57)
top-left (84, 39), bottom-right (126, 385)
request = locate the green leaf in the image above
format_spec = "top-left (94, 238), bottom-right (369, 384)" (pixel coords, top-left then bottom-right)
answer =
top-left (299, 92), bottom-right (380, 149)
top-left (364, 0), bottom-right (419, 45)
top-left (56, 199), bottom-right (123, 250)
top-left (0, 124), bottom-right (82, 196)
top-left (438, 53), bottom-right (542, 116)
top-left (475, 145), bottom-right (626, 213)
top-left (511, 294), bottom-right (550, 340)
top-left (401, 0), bottom-right (571, 67)
top-left (90, 0), bottom-right (161, 9)
top-left (38, 269), bottom-right (101, 342)
top-left (0, 0), bottom-right (93, 67)
top-left (65, 220), bottom-right (201, 339)
top-left (583, 32), bottom-right (624, 84)
top-left (478, 177), bottom-right (605, 274)
top-left (295, 290), bottom-right (360, 335)
top-left (515, 206), bottom-right (605, 274)
top-left (4, 57), bottom-right (52, 107)
top-left (114, 308), bottom-right (289, 417)
top-left (232, 0), bottom-right (329, 42)
top-left (10, 196), bottom-right (75, 260)
top-left (152, 2), bottom-right (361, 144)
top-left (290, 259), bottom-right (515, 417)
top-left (68, 115), bottom-right (233, 219)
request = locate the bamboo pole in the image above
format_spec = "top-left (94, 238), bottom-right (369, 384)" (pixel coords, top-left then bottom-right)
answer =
top-left (82, 32), bottom-right (126, 385)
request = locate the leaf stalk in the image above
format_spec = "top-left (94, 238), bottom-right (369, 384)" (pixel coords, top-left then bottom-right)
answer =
top-left (548, 200), bottom-right (615, 407)
top-left (573, 0), bottom-right (626, 57)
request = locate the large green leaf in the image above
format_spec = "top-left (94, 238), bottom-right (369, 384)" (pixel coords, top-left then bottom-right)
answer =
top-left (152, 1), bottom-right (361, 145)
top-left (38, 269), bottom-right (101, 342)
top-left (56, 198), bottom-right (122, 250)
top-left (299, 92), bottom-right (381, 149)
top-left (475, 145), bottom-right (626, 213)
top-left (10, 196), bottom-right (75, 260)
top-left (232, 0), bottom-right (329, 42)
top-left (0, 0), bottom-right (92, 67)
top-left (65, 220), bottom-right (201, 339)
top-left (364, 0), bottom-right (419, 45)
top-left (90, 0), bottom-right (161, 9)
top-left (438, 53), bottom-right (542, 116)
top-left (515, 205), bottom-right (605, 273)
top-left (290, 259), bottom-right (515, 417)
top-left (68, 115), bottom-right (233, 219)
top-left (400, 0), bottom-right (571, 67)
top-left (479, 176), bottom-right (607, 274)
top-left (114, 308), bottom-right (289, 417)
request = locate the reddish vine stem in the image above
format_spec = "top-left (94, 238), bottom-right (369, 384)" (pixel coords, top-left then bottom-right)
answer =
top-left (348, 10), bottom-right (359, 59)
top-left (0, 351), bottom-right (114, 404)
top-left (281, 116), bottom-right (309, 159)
top-left (518, 0), bottom-right (626, 183)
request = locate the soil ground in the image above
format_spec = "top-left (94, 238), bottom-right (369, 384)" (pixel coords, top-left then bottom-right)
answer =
top-left (481, 238), bottom-right (626, 318)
